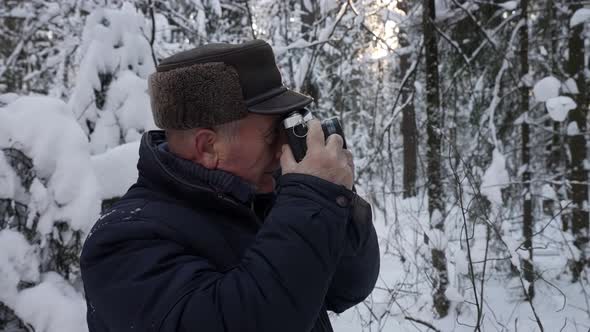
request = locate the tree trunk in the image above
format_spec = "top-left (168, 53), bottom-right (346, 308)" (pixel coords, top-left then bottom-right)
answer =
top-left (519, 0), bottom-right (534, 299)
top-left (423, 0), bottom-right (449, 318)
top-left (566, 0), bottom-right (589, 282)
top-left (542, 0), bottom-right (567, 229)
top-left (398, 0), bottom-right (418, 198)
top-left (546, 0), bottom-right (559, 173)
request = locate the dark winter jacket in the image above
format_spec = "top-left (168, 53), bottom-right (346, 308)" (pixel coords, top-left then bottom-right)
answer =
top-left (80, 130), bottom-right (380, 332)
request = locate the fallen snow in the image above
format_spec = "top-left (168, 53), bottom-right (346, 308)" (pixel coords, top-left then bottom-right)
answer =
top-left (0, 92), bottom-right (19, 106)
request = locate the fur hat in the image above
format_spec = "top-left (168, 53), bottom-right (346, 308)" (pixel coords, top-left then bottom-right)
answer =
top-left (148, 62), bottom-right (247, 129)
top-left (148, 40), bottom-right (313, 130)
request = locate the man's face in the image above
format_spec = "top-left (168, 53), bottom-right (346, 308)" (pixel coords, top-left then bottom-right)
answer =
top-left (216, 113), bottom-right (284, 193)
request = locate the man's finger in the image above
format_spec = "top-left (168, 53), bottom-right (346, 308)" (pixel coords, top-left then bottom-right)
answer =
top-left (343, 149), bottom-right (354, 168)
top-left (325, 133), bottom-right (344, 151)
top-left (343, 149), bottom-right (355, 179)
top-left (306, 119), bottom-right (325, 152)
top-left (280, 144), bottom-right (297, 173)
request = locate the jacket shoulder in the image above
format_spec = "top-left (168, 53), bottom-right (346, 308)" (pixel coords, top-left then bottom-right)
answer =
top-left (81, 188), bottom-right (240, 271)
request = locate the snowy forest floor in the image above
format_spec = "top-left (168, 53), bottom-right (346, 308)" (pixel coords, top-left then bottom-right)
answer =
top-left (331, 194), bottom-right (590, 332)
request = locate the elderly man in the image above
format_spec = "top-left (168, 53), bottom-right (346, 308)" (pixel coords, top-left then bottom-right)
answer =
top-left (80, 40), bottom-right (379, 332)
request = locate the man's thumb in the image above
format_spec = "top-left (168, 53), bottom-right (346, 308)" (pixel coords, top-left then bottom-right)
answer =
top-left (280, 144), bottom-right (297, 172)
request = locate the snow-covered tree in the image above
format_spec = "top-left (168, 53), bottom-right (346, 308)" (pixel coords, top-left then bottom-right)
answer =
top-left (1, 0), bottom-right (590, 331)
top-left (68, 3), bottom-right (156, 154)
top-left (0, 96), bottom-right (101, 332)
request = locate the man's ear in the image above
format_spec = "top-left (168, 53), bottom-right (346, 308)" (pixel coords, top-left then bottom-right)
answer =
top-left (193, 129), bottom-right (219, 169)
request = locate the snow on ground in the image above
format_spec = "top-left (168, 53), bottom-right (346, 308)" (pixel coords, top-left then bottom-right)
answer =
top-left (331, 193), bottom-right (590, 331)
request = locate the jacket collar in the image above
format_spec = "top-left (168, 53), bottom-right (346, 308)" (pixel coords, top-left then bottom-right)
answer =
top-left (137, 131), bottom-right (257, 207)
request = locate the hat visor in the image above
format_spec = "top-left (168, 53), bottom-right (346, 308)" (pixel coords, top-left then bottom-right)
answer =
top-left (247, 89), bottom-right (313, 115)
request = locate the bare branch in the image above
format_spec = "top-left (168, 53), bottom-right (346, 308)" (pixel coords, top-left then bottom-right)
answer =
top-left (404, 316), bottom-right (442, 332)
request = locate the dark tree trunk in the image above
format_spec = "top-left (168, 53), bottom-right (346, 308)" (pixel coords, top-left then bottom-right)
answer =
top-left (398, 0), bottom-right (418, 198)
top-left (546, 0), bottom-right (559, 173)
top-left (423, 0), bottom-right (443, 229)
top-left (542, 0), bottom-right (567, 228)
top-left (423, 0), bottom-right (449, 318)
top-left (519, 0), bottom-right (534, 299)
top-left (566, 0), bottom-right (589, 282)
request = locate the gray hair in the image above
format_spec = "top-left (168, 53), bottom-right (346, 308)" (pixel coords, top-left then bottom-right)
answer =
top-left (213, 120), bottom-right (240, 142)
top-left (164, 120), bottom-right (240, 153)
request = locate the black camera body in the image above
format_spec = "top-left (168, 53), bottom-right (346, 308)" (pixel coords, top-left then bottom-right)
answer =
top-left (281, 109), bottom-right (347, 162)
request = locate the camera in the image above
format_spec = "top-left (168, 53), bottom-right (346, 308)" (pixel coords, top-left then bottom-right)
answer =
top-left (281, 109), bottom-right (347, 162)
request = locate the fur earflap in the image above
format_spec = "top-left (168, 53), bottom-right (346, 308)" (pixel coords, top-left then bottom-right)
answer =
top-left (148, 62), bottom-right (248, 129)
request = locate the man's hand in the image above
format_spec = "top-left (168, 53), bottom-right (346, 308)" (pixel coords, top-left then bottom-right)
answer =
top-left (281, 119), bottom-right (354, 190)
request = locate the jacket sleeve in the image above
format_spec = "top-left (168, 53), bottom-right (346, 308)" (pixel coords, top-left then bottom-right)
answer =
top-left (325, 194), bottom-right (380, 313)
top-left (81, 174), bottom-right (354, 332)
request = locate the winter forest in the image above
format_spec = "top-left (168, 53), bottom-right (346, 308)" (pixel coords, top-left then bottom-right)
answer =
top-left (1, 0), bottom-right (590, 331)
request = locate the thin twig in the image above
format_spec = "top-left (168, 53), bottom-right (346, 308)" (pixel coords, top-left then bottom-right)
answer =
top-left (243, 0), bottom-right (257, 39)
top-left (404, 316), bottom-right (442, 332)
top-left (450, 144), bottom-right (483, 332)
top-left (518, 276), bottom-right (544, 332)
top-left (149, 0), bottom-right (158, 66)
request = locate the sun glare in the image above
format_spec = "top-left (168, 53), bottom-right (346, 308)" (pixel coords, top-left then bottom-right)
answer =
top-left (369, 19), bottom-right (399, 60)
